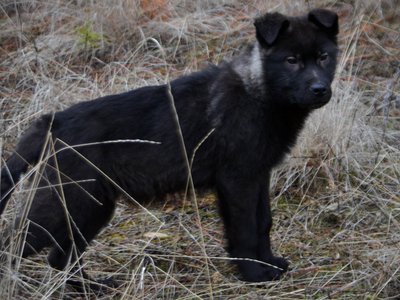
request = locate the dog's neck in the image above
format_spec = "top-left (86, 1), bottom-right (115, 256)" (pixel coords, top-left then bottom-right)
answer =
top-left (232, 42), bottom-right (266, 97)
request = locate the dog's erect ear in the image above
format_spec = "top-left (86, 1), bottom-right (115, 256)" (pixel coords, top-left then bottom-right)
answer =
top-left (308, 9), bottom-right (339, 36)
top-left (254, 13), bottom-right (290, 46)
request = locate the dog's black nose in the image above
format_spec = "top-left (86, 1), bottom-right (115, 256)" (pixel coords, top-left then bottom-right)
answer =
top-left (310, 83), bottom-right (328, 96)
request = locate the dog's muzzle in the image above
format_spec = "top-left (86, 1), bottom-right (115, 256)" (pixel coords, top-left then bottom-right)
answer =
top-left (306, 82), bottom-right (332, 109)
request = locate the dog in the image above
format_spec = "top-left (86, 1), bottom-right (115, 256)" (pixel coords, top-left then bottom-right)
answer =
top-left (0, 9), bottom-right (338, 286)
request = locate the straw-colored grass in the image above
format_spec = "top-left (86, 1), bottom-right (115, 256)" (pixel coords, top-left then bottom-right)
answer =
top-left (1, 0), bottom-right (399, 298)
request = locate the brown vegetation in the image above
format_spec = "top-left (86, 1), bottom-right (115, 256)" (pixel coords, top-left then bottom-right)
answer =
top-left (0, 0), bottom-right (399, 298)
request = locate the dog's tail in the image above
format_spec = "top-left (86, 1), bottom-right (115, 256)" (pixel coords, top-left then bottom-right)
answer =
top-left (0, 115), bottom-right (52, 216)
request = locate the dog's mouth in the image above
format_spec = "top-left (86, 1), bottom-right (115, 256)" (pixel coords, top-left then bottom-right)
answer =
top-left (292, 92), bottom-right (331, 110)
top-left (290, 97), bottom-right (330, 110)
top-left (306, 99), bottom-right (330, 109)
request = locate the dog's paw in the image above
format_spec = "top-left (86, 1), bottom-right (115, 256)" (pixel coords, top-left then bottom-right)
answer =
top-left (267, 256), bottom-right (289, 272)
top-left (237, 258), bottom-right (288, 282)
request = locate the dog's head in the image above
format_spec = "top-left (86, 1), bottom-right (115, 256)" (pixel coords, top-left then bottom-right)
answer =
top-left (253, 9), bottom-right (339, 109)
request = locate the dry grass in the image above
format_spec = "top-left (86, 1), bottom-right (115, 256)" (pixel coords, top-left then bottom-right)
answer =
top-left (1, 0), bottom-right (399, 299)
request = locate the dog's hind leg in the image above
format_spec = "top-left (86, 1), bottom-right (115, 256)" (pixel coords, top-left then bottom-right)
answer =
top-left (50, 183), bottom-right (118, 294)
top-left (11, 186), bottom-right (66, 260)
top-left (47, 231), bottom-right (115, 295)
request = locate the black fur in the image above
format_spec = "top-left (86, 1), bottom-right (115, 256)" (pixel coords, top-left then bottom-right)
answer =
top-left (0, 9), bottom-right (339, 285)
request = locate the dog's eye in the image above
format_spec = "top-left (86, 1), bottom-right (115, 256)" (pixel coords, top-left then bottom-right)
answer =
top-left (319, 52), bottom-right (329, 61)
top-left (286, 56), bottom-right (298, 64)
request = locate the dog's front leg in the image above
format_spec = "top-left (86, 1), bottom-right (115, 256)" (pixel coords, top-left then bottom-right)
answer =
top-left (256, 177), bottom-right (289, 276)
top-left (216, 173), bottom-right (288, 282)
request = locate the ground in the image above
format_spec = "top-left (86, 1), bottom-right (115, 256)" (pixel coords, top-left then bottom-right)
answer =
top-left (0, 0), bottom-right (399, 299)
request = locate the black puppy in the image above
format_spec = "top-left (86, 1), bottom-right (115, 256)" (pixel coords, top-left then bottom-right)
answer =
top-left (0, 9), bottom-right (338, 284)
